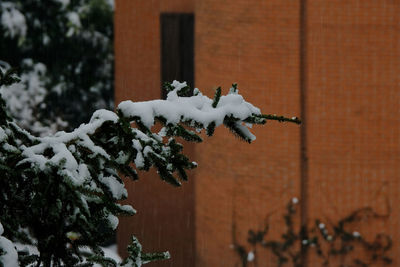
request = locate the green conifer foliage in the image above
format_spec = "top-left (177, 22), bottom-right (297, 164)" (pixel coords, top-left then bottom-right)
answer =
top-left (0, 70), bottom-right (299, 266)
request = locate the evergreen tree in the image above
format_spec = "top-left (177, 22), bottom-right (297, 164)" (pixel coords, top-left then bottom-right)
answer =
top-left (0, 0), bottom-right (114, 135)
top-left (0, 69), bottom-right (300, 266)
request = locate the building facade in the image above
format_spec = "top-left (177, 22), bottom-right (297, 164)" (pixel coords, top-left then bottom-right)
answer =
top-left (115, 1), bottom-right (400, 266)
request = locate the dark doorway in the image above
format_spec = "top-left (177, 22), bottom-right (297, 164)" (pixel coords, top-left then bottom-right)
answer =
top-left (160, 13), bottom-right (194, 99)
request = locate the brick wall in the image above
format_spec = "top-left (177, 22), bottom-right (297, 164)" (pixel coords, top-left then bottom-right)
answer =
top-left (306, 1), bottom-right (400, 265)
top-left (116, 0), bottom-right (400, 266)
top-left (195, 1), bottom-right (301, 266)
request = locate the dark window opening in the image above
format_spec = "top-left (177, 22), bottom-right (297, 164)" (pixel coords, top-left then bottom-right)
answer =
top-left (161, 13), bottom-right (194, 99)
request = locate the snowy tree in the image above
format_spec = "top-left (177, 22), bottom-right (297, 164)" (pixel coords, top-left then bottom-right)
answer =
top-left (0, 0), bottom-right (114, 135)
top-left (0, 69), bottom-right (300, 266)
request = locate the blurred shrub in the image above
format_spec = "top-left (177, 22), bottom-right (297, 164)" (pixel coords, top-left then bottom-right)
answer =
top-left (0, 0), bottom-right (114, 135)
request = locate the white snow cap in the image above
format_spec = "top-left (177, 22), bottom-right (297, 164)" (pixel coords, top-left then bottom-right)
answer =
top-left (247, 251), bottom-right (255, 262)
top-left (352, 231), bottom-right (361, 237)
top-left (66, 11), bottom-right (81, 37)
top-left (107, 214), bottom-right (119, 230)
top-left (1, 2), bottom-right (27, 38)
top-left (118, 80), bottom-right (260, 141)
top-left (0, 222), bottom-right (18, 267)
top-left (66, 12), bottom-right (81, 28)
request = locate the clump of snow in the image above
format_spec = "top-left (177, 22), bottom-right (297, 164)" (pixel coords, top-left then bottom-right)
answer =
top-left (0, 237), bottom-right (18, 267)
top-left (118, 204), bottom-right (136, 214)
top-left (247, 251), bottom-right (255, 262)
top-left (90, 109), bottom-right (118, 124)
top-left (107, 214), bottom-right (119, 230)
top-left (0, 127), bottom-right (7, 142)
top-left (0, 222), bottom-right (18, 267)
top-left (353, 231), bottom-right (361, 238)
top-left (106, 0), bottom-right (115, 9)
top-left (134, 152), bottom-right (145, 168)
top-left (0, 2), bottom-right (27, 38)
top-left (99, 174), bottom-right (127, 199)
top-left (66, 11), bottom-right (82, 37)
top-left (118, 80), bottom-right (260, 142)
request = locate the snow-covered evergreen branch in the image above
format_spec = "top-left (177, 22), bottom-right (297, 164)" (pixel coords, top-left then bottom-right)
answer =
top-left (0, 69), bottom-right (299, 266)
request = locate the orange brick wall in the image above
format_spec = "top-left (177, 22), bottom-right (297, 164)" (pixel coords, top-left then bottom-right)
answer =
top-left (194, 1), bottom-right (301, 266)
top-left (306, 1), bottom-right (400, 265)
top-left (115, 0), bottom-right (400, 266)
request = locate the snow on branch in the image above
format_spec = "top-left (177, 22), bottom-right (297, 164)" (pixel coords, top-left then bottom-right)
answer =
top-left (18, 81), bottom-right (299, 190)
top-left (0, 71), bottom-right (300, 266)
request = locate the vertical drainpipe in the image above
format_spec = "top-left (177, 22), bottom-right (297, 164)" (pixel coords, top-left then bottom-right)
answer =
top-left (299, 0), bottom-right (309, 266)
